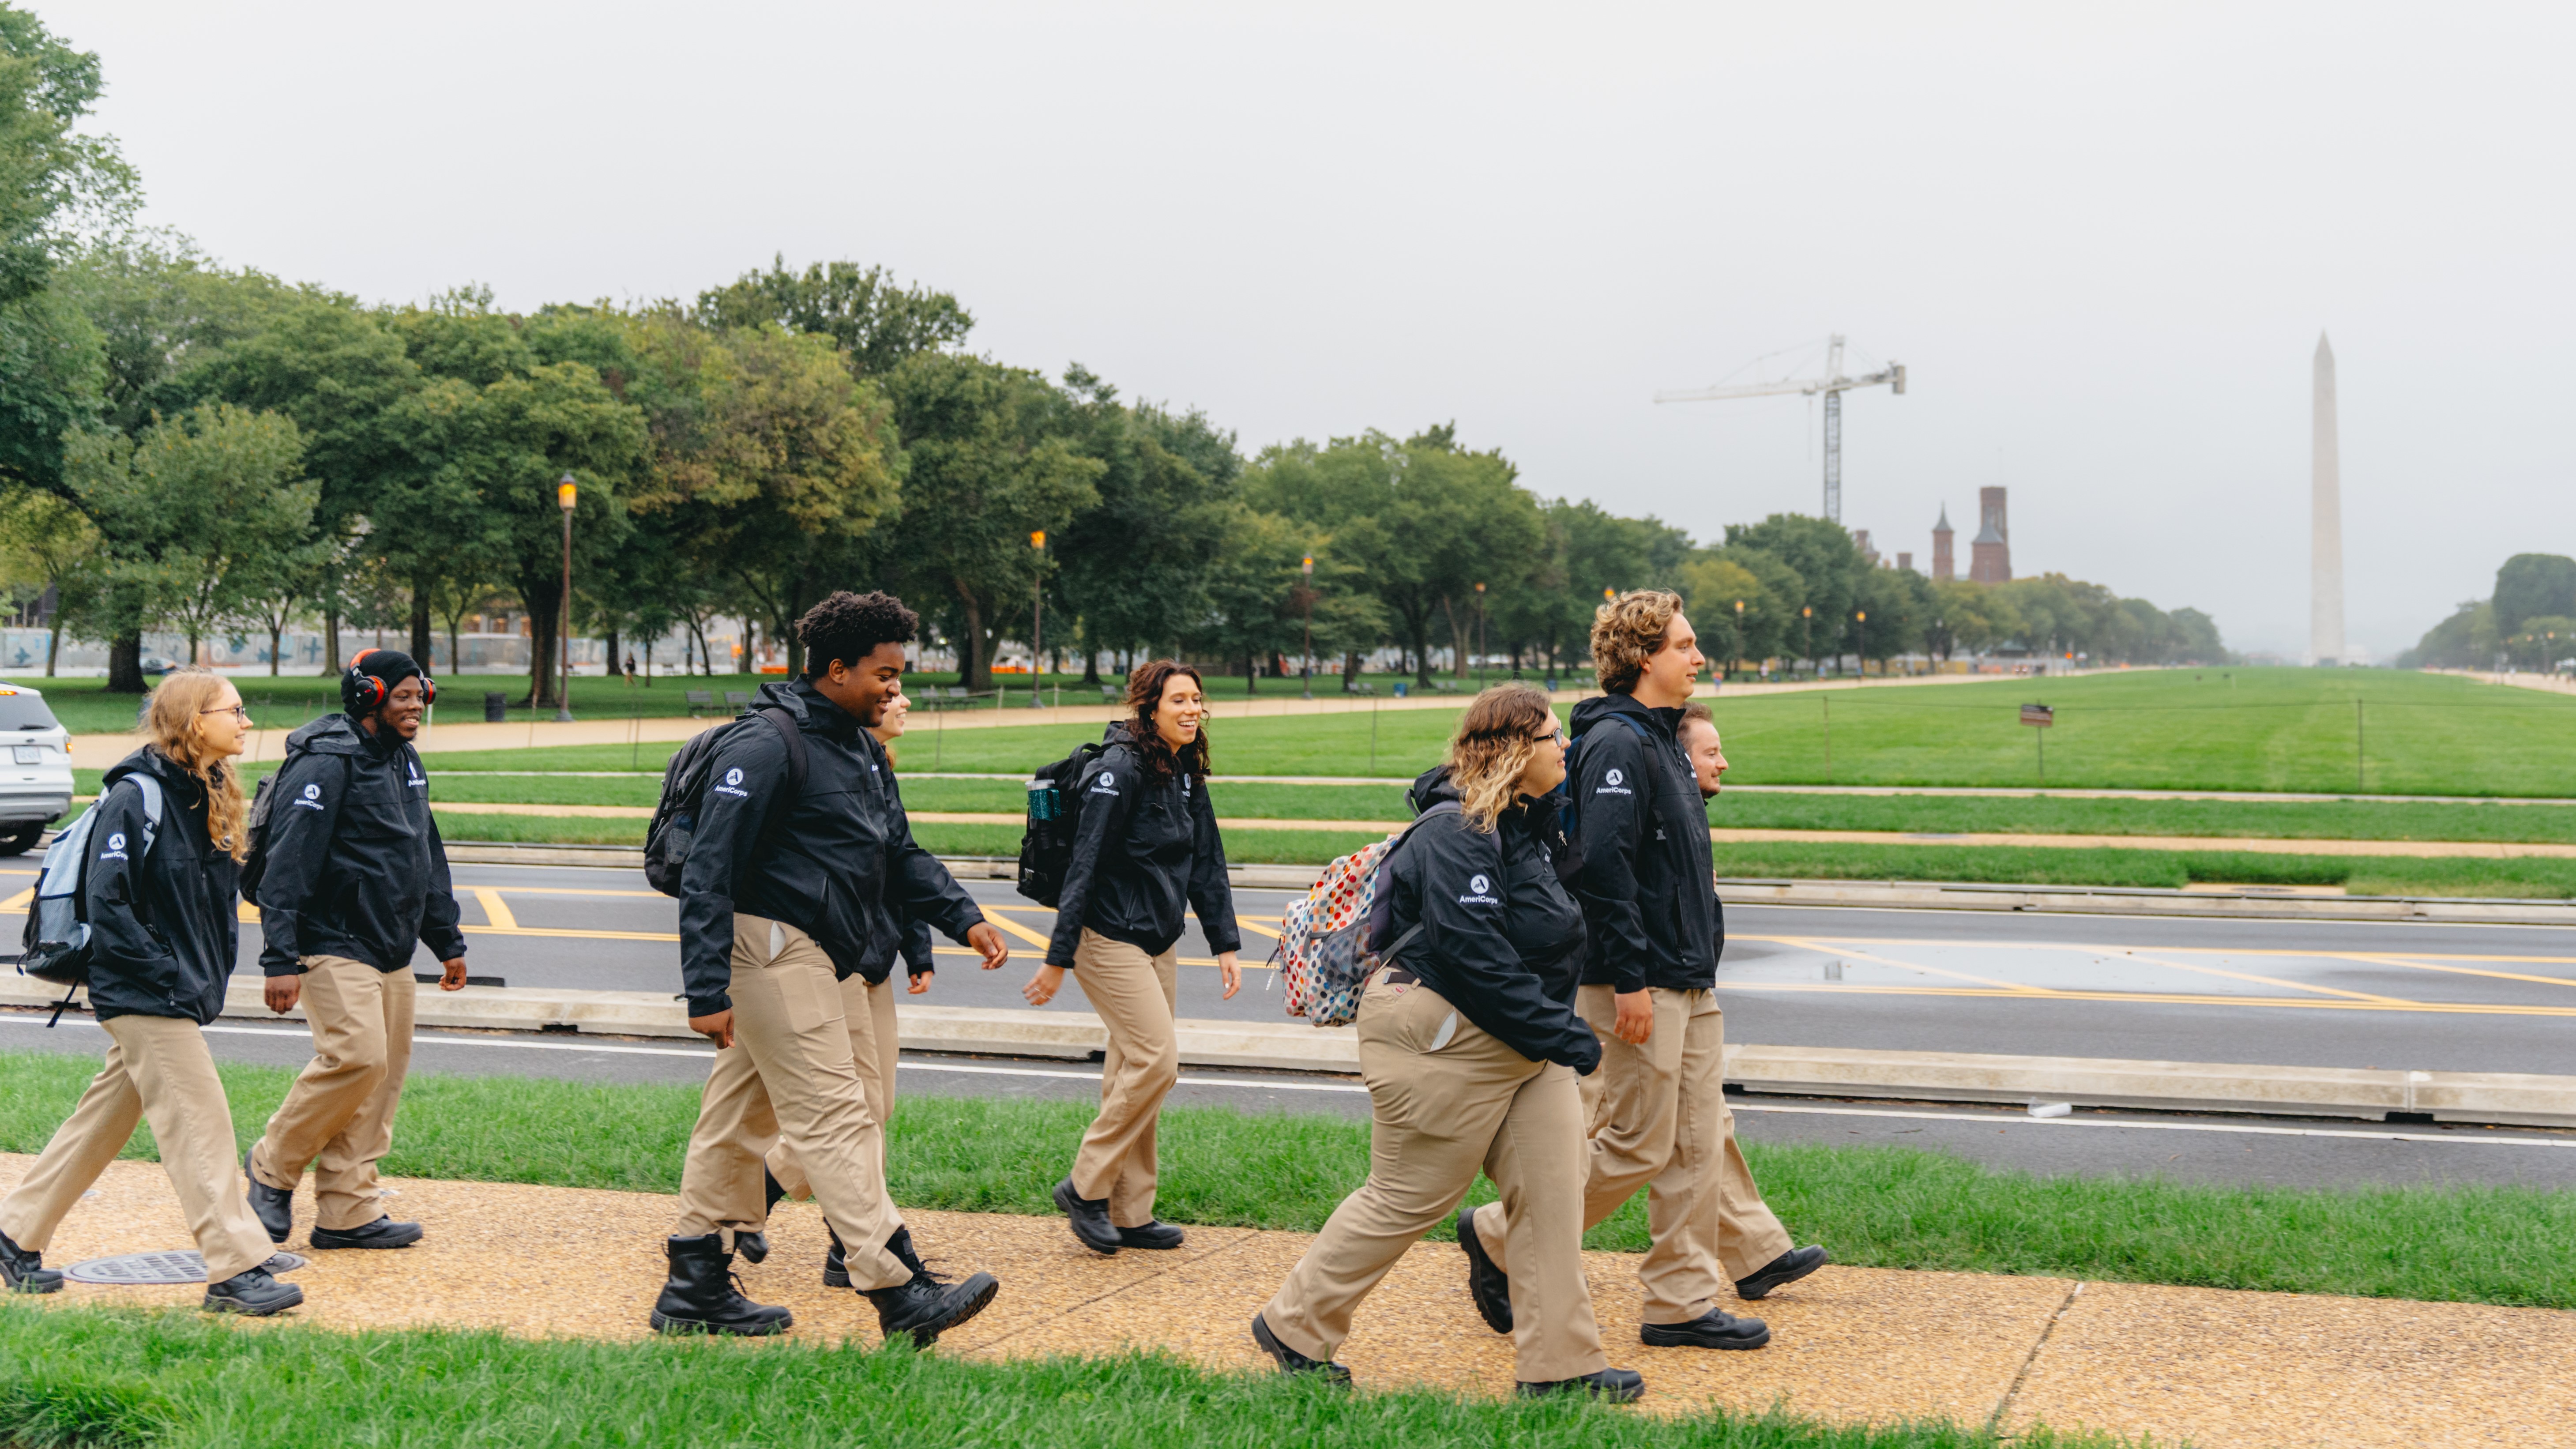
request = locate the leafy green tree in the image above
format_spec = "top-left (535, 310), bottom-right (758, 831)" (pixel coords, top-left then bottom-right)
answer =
top-left (1673, 555), bottom-right (1766, 673)
top-left (2505, 616), bottom-right (2576, 671)
top-left (62, 403), bottom-right (318, 669)
top-left (0, 6), bottom-right (130, 305)
top-left (0, 485), bottom-right (91, 672)
top-left (1053, 370), bottom-right (1236, 680)
top-left (1851, 565), bottom-right (1930, 668)
top-left (2494, 554), bottom-right (2576, 636)
top-left (1192, 504), bottom-right (1313, 693)
top-left (880, 353), bottom-right (1102, 690)
top-left (697, 258), bottom-right (973, 380)
top-left (620, 313), bottom-right (903, 676)
top-left (1723, 515), bottom-right (1865, 673)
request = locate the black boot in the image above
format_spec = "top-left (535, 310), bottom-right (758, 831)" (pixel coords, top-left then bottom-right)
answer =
top-left (244, 1148), bottom-right (293, 1245)
top-left (823, 1227), bottom-right (850, 1288)
top-left (1053, 1178), bottom-right (1120, 1255)
top-left (1116, 1221), bottom-right (1185, 1250)
top-left (1455, 1204), bottom-right (1512, 1334)
top-left (1734, 1246), bottom-right (1829, 1301)
top-left (740, 1168), bottom-right (792, 1264)
top-left (1518, 1367), bottom-right (1644, 1402)
top-left (862, 1230), bottom-right (997, 1347)
top-left (203, 1265), bottom-right (303, 1317)
top-left (0, 1227), bottom-right (62, 1295)
top-left (308, 1216), bottom-right (422, 1250)
top-left (649, 1233), bottom-right (793, 1336)
top-left (1250, 1314), bottom-right (1351, 1385)
top-left (1641, 1307), bottom-right (1770, 1350)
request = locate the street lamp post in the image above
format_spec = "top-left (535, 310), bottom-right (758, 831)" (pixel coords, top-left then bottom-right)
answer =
top-left (554, 474), bottom-right (576, 722)
top-left (1029, 531), bottom-right (1046, 708)
top-left (1474, 581), bottom-right (1486, 688)
top-left (1855, 610), bottom-right (1867, 677)
top-left (1801, 605), bottom-right (1813, 679)
top-left (1300, 553), bottom-right (1315, 700)
top-left (1732, 598), bottom-right (1745, 678)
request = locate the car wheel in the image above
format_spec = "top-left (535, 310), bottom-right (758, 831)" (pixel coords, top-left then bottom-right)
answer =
top-left (0, 823), bottom-right (46, 857)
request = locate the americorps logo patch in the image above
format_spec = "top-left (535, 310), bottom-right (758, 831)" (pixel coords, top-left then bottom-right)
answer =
top-left (1469, 873), bottom-right (1491, 895)
top-left (106, 832), bottom-right (125, 852)
top-left (1605, 768), bottom-right (1625, 787)
top-left (724, 768), bottom-right (744, 787)
top-left (301, 783), bottom-right (320, 801)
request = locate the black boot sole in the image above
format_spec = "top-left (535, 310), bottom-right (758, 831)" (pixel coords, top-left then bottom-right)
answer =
top-left (308, 1224), bottom-right (423, 1250)
top-left (649, 1308), bottom-right (793, 1336)
top-left (1734, 1246), bottom-right (1830, 1301)
top-left (1454, 1205), bottom-right (1513, 1335)
top-left (1052, 1179), bottom-right (1121, 1255)
top-left (823, 1262), bottom-right (849, 1289)
top-left (204, 1285), bottom-right (304, 1317)
top-left (1641, 1321), bottom-right (1772, 1350)
top-left (879, 1271), bottom-right (997, 1347)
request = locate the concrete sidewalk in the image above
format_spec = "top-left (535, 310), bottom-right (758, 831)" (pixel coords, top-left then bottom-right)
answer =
top-left (10, 1154), bottom-right (2568, 1448)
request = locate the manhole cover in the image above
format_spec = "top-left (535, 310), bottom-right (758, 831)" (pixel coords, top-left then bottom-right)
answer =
top-left (63, 1250), bottom-right (306, 1285)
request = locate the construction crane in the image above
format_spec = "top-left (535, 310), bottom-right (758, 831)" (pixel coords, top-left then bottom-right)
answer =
top-left (1655, 335), bottom-right (1906, 523)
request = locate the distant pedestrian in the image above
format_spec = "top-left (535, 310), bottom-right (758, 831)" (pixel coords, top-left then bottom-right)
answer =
top-left (1463, 593), bottom-right (1823, 1356)
top-left (624, 652), bottom-right (638, 687)
top-left (1255, 683), bottom-right (1640, 1401)
top-left (0, 670), bottom-right (301, 1315)
top-left (1030, 661), bottom-right (1242, 1255)
top-left (246, 650), bottom-right (466, 1255)
top-left (657, 591), bottom-right (1010, 1346)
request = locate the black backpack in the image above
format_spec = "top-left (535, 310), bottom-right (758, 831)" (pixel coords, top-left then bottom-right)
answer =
top-left (643, 708), bottom-right (809, 898)
top-left (1013, 738), bottom-right (1115, 908)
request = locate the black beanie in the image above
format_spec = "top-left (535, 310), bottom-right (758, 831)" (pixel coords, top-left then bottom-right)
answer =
top-left (343, 649), bottom-right (425, 715)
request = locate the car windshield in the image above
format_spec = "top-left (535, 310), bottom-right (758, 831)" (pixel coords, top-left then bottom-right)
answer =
top-left (0, 693), bottom-right (61, 730)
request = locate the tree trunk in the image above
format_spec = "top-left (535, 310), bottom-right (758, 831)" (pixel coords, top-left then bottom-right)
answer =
top-left (605, 628), bottom-right (621, 683)
top-left (320, 596), bottom-right (342, 675)
top-left (642, 640), bottom-right (653, 685)
top-left (1245, 653), bottom-right (1257, 694)
top-left (409, 580), bottom-right (433, 666)
top-left (522, 576), bottom-right (563, 709)
top-left (107, 634), bottom-right (145, 693)
top-left (270, 624), bottom-right (283, 676)
top-left (1079, 621), bottom-right (1101, 686)
top-left (45, 618), bottom-right (58, 677)
top-left (1441, 596), bottom-right (1470, 679)
top-left (955, 586), bottom-right (991, 691)
top-left (1341, 649), bottom-right (1360, 689)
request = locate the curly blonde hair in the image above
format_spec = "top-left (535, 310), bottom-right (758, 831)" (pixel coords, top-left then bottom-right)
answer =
top-left (1589, 589), bottom-right (1683, 695)
top-left (1441, 683), bottom-right (1559, 832)
top-left (142, 668), bottom-right (250, 862)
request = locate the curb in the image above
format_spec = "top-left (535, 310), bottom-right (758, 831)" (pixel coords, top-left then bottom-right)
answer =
top-left (9, 978), bottom-right (2571, 1127)
top-left (436, 843), bottom-right (2576, 923)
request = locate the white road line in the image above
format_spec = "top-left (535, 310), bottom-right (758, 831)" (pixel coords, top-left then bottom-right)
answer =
top-left (8, 1014), bottom-right (2568, 1145)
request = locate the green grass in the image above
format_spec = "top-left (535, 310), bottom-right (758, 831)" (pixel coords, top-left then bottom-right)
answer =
top-left (5, 1050), bottom-right (2568, 1310)
top-left (0, 1306), bottom-right (2090, 1449)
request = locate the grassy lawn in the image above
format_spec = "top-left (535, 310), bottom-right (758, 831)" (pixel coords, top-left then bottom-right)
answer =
top-left (4, 1050), bottom-right (2568, 1311)
top-left (0, 1307), bottom-right (2096, 1449)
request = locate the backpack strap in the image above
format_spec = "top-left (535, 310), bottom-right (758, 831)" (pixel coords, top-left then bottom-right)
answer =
top-left (752, 708), bottom-right (808, 796)
top-left (131, 775), bottom-right (163, 856)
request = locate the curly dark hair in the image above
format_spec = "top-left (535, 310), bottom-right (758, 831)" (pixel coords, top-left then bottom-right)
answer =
top-left (796, 590), bottom-right (918, 677)
top-left (1124, 659), bottom-right (1211, 780)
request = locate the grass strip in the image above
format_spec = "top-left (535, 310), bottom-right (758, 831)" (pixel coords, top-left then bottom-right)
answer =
top-left (0, 1304), bottom-right (2106, 1449)
top-left (4, 1049), bottom-right (2567, 1310)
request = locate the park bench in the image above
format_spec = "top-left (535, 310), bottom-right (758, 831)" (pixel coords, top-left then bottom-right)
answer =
top-left (724, 690), bottom-right (752, 716)
top-left (1100, 685), bottom-right (1121, 702)
top-left (684, 689), bottom-right (715, 717)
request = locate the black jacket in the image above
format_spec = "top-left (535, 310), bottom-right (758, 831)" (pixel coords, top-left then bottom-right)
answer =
top-left (1044, 723), bottom-right (1241, 968)
top-left (1377, 767), bottom-right (1598, 1075)
top-left (84, 748), bottom-right (241, 1026)
top-left (255, 715), bottom-right (466, 978)
top-left (1565, 693), bottom-right (1722, 994)
top-left (679, 680), bottom-right (984, 1016)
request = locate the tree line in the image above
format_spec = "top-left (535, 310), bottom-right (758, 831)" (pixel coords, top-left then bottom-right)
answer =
top-left (0, 8), bottom-right (2226, 700)
top-left (2402, 553), bottom-right (2576, 671)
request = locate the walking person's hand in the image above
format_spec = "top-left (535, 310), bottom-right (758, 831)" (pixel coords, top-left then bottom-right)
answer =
top-left (907, 969), bottom-right (933, 996)
top-left (1612, 989), bottom-right (1655, 1045)
top-left (1024, 963), bottom-right (1065, 1006)
top-left (438, 957), bottom-right (469, 992)
top-left (263, 975), bottom-right (301, 1015)
top-left (966, 922), bottom-right (1010, 970)
top-left (689, 1009), bottom-right (735, 1049)
top-left (1216, 949), bottom-right (1242, 1000)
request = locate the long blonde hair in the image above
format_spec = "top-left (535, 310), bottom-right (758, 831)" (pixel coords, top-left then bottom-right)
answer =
top-left (143, 668), bottom-right (250, 862)
top-left (1441, 683), bottom-right (1557, 832)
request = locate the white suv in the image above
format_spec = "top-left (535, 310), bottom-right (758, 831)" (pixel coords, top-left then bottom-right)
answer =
top-left (0, 684), bottom-right (73, 855)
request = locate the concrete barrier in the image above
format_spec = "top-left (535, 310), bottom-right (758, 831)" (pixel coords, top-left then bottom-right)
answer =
top-left (9, 976), bottom-right (2570, 1125)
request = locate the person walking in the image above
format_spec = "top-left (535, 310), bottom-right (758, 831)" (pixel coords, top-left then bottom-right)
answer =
top-left (747, 679), bottom-right (946, 1285)
top-left (245, 650), bottom-right (466, 1253)
top-left (1462, 593), bottom-right (1825, 1355)
top-left (1027, 661), bottom-right (1242, 1255)
top-left (1255, 684), bottom-right (1640, 1401)
top-left (0, 670), bottom-right (299, 1315)
top-left (656, 590), bottom-right (1010, 1345)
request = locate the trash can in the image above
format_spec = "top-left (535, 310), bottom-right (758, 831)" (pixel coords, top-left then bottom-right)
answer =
top-left (484, 692), bottom-right (508, 723)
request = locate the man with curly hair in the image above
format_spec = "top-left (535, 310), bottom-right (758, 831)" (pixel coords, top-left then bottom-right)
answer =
top-left (1462, 590), bottom-right (1827, 1353)
top-left (651, 590), bottom-right (1012, 1347)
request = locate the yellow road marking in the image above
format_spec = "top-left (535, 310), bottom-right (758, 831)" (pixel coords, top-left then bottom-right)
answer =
top-left (459, 925), bottom-right (677, 942)
top-left (0, 887), bottom-right (30, 912)
top-left (1237, 919), bottom-right (1284, 940)
top-left (1719, 982), bottom-right (2576, 1017)
top-left (1736, 934), bottom-right (2576, 968)
top-left (972, 907), bottom-right (1058, 951)
top-left (473, 888), bottom-right (520, 931)
top-left (1770, 936), bottom-right (2059, 994)
top-left (2110, 950), bottom-right (2416, 1005)
top-left (2323, 954), bottom-right (2576, 990)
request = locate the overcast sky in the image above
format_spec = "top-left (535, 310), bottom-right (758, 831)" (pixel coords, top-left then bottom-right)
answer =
top-left (40, 0), bottom-right (2576, 659)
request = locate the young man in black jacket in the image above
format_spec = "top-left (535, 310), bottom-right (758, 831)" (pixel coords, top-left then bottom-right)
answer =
top-left (654, 591), bottom-right (1010, 1346)
top-left (245, 651), bottom-right (466, 1253)
top-left (1464, 592), bottom-right (1824, 1352)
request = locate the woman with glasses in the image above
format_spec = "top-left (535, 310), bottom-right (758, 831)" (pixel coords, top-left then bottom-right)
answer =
top-left (0, 670), bottom-right (302, 1315)
top-left (1252, 683), bottom-right (1641, 1401)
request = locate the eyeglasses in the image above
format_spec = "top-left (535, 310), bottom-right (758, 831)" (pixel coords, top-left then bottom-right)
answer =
top-left (1531, 728), bottom-right (1567, 745)
top-left (199, 706), bottom-right (250, 722)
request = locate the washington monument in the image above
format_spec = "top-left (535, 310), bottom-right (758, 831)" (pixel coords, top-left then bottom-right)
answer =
top-left (2311, 333), bottom-right (2344, 666)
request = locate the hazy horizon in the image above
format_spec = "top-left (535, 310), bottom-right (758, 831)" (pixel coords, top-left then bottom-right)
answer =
top-left (37, 0), bottom-right (2575, 660)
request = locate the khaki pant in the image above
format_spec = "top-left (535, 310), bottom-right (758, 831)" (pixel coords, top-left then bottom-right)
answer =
top-left (1262, 971), bottom-right (1607, 1384)
top-left (1478, 985), bottom-right (1792, 1322)
top-left (672, 915), bottom-right (907, 1291)
top-left (1067, 929), bottom-right (1179, 1227)
top-left (250, 955), bottom-right (417, 1231)
top-left (0, 1013), bottom-right (274, 1283)
top-left (763, 969), bottom-right (900, 1202)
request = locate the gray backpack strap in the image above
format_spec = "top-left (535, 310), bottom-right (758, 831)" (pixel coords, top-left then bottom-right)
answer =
top-left (131, 775), bottom-right (164, 856)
